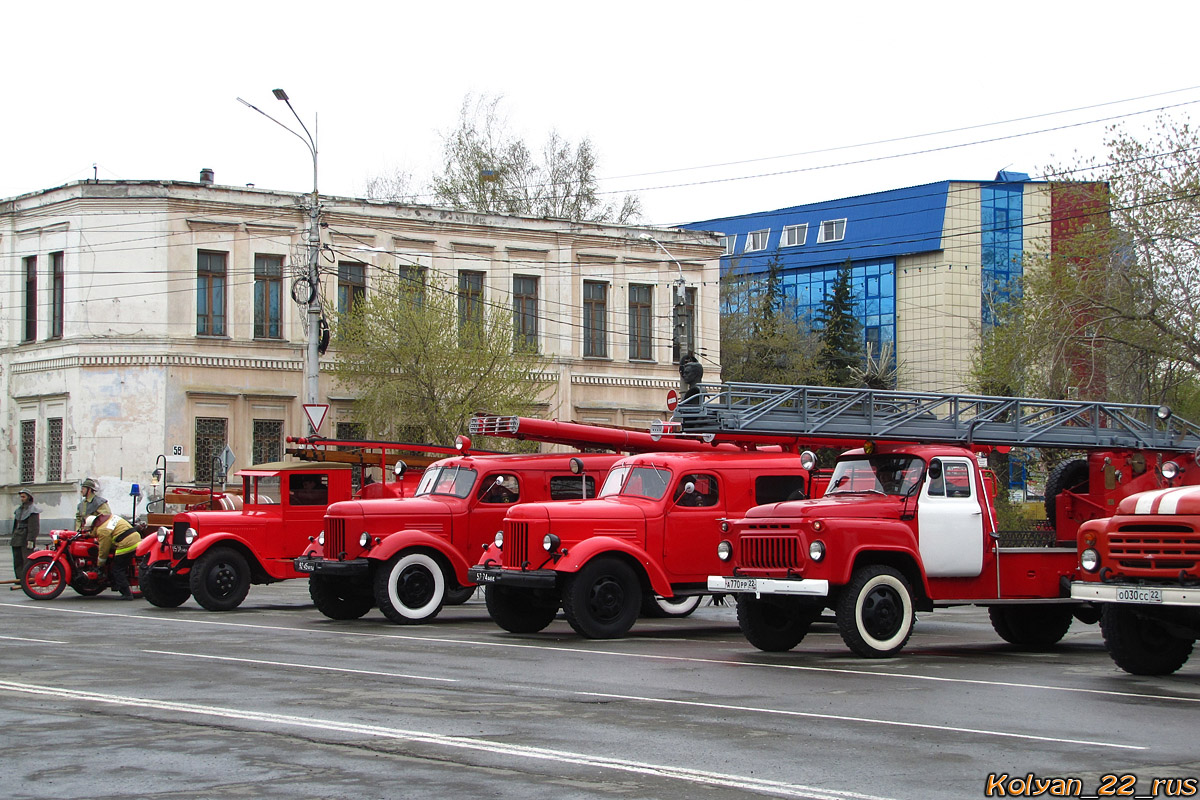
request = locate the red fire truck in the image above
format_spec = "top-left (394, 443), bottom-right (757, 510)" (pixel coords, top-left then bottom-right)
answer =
top-left (136, 437), bottom-right (459, 611)
top-left (468, 448), bottom-right (825, 638)
top-left (672, 383), bottom-right (1200, 658)
top-left (1071, 479), bottom-right (1200, 674)
top-left (294, 416), bottom-right (742, 625)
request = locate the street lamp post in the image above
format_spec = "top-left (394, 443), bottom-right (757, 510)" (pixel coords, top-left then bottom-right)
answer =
top-left (639, 233), bottom-right (693, 362)
top-left (238, 90), bottom-right (323, 422)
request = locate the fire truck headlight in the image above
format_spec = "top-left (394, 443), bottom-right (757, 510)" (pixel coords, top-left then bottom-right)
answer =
top-left (543, 534), bottom-right (561, 552)
top-left (184, 527), bottom-right (198, 545)
top-left (717, 540), bottom-right (733, 562)
top-left (317, 532), bottom-right (325, 546)
top-left (493, 531), bottom-right (504, 549)
top-left (156, 527), bottom-right (168, 544)
top-left (1163, 460), bottom-right (1181, 479)
top-left (809, 540), bottom-right (826, 562)
top-left (359, 532), bottom-right (371, 548)
top-left (1081, 548), bottom-right (1100, 572)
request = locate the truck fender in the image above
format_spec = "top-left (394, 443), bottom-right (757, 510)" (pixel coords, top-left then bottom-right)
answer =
top-left (186, 533), bottom-right (263, 571)
top-left (135, 536), bottom-right (159, 559)
top-left (842, 545), bottom-right (932, 604)
top-left (554, 537), bottom-right (672, 597)
top-left (367, 530), bottom-right (471, 585)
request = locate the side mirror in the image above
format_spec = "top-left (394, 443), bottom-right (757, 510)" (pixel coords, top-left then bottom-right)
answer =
top-left (928, 460), bottom-right (942, 480)
top-left (683, 481), bottom-right (696, 495)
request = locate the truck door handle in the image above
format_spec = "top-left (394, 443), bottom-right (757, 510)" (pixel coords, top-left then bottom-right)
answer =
top-left (970, 510), bottom-right (982, 516)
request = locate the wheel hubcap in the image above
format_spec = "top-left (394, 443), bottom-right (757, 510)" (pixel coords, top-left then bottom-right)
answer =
top-left (862, 585), bottom-right (902, 640)
top-left (211, 563), bottom-right (238, 596)
top-left (588, 577), bottom-right (624, 622)
top-left (397, 566), bottom-right (435, 607)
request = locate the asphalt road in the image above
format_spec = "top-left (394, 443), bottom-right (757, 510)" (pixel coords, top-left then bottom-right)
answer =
top-left (2, 574), bottom-right (1198, 800)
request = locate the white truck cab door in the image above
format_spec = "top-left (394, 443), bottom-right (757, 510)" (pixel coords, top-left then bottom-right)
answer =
top-left (917, 457), bottom-right (984, 578)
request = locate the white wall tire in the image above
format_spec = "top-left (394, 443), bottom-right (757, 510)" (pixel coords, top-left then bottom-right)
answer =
top-left (836, 566), bottom-right (915, 658)
top-left (373, 551), bottom-right (445, 624)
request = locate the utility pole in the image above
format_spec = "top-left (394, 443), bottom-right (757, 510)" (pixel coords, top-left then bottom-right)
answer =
top-left (238, 90), bottom-right (324, 426)
top-left (638, 233), bottom-right (692, 365)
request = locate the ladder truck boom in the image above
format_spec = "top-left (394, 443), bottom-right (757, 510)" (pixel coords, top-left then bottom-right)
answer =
top-left (672, 382), bottom-right (1200, 452)
top-left (470, 414), bottom-right (747, 454)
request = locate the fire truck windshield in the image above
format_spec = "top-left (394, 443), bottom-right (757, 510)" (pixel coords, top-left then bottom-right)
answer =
top-left (826, 455), bottom-right (924, 497)
top-left (415, 465), bottom-right (478, 498)
top-left (598, 465), bottom-right (672, 500)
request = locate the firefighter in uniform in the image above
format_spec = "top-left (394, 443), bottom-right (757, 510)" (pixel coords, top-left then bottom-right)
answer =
top-left (86, 513), bottom-right (141, 600)
top-left (75, 478), bottom-right (111, 532)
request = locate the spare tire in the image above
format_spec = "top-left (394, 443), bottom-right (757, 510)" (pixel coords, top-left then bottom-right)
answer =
top-left (1044, 458), bottom-right (1088, 528)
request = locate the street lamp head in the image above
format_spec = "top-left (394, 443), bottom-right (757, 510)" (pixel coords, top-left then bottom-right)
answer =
top-left (272, 88), bottom-right (289, 101)
top-left (638, 233), bottom-right (653, 241)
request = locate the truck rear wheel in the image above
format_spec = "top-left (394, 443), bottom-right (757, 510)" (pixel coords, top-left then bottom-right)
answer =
top-left (737, 595), bottom-right (821, 652)
top-left (374, 551), bottom-right (445, 624)
top-left (140, 568), bottom-right (191, 608)
top-left (484, 585), bottom-right (559, 633)
top-left (1100, 605), bottom-right (1195, 675)
top-left (836, 566), bottom-right (915, 658)
top-left (641, 594), bottom-right (702, 618)
top-left (189, 547), bottom-right (252, 611)
top-left (988, 605), bottom-right (1073, 648)
top-left (444, 585), bottom-right (477, 606)
top-left (310, 574), bottom-right (373, 620)
top-left (562, 557), bottom-right (642, 639)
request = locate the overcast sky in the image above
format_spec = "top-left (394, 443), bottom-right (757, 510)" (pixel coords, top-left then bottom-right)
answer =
top-left (4, 0), bottom-right (1197, 227)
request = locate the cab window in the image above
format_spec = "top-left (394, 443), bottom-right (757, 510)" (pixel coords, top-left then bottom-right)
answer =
top-left (478, 474), bottom-right (520, 504)
top-left (289, 474), bottom-right (329, 506)
top-left (247, 476), bottom-right (280, 505)
top-left (550, 475), bottom-right (598, 500)
top-left (416, 464), bottom-right (478, 498)
top-left (755, 474), bottom-right (807, 504)
top-left (673, 473), bottom-right (719, 507)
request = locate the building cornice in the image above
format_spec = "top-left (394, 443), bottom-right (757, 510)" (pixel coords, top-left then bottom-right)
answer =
top-left (11, 353), bottom-right (304, 374)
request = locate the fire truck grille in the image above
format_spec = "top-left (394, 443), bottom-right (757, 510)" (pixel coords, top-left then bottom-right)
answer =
top-left (172, 521), bottom-right (189, 544)
top-left (1111, 528), bottom-right (1200, 572)
top-left (742, 535), bottom-right (801, 569)
top-left (504, 522), bottom-right (529, 568)
top-left (326, 518), bottom-right (346, 559)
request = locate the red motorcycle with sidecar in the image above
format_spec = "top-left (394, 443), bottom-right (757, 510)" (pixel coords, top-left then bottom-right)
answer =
top-left (20, 528), bottom-right (141, 600)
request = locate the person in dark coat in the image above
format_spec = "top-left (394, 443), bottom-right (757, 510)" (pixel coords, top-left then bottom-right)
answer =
top-left (75, 478), bottom-right (110, 532)
top-left (11, 489), bottom-right (40, 579)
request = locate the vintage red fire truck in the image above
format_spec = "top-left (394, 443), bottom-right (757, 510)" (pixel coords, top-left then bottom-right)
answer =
top-left (1071, 476), bottom-right (1200, 674)
top-left (294, 416), bottom-right (739, 625)
top-left (468, 448), bottom-right (826, 638)
top-left (673, 383), bottom-right (1200, 658)
top-left (136, 437), bottom-right (456, 611)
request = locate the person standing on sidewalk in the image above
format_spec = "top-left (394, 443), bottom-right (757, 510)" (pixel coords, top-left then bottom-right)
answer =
top-left (11, 490), bottom-right (40, 579)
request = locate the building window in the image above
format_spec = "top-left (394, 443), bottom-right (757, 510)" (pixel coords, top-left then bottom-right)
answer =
top-left (721, 235), bottom-right (737, 255)
top-left (196, 251), bottom-right (227, 336)
top-left (817, 219), bottom-right (847, 243)
top-left (513, 275), bottom-right (539, 353)
top-left (458, 271), bottom-right (485, 341)
top-left (782, 224), bottom-right (808, 247)
top-left (194, 417), bottom-right (228, 483)
top-left (23, 256), bottom-right (36, 342)
top-left (672, 285), bottom-right (697, 363)
top-left (746, 230), bottom-right (770, 252)
top-left (399, 263), bottom-right (426, 304)
top-left (254, 255), bottom-right (284, 339)
top-left (50, 252), bottom-right (64, 339)
top-left (338, 262), bottom-right (366, 316)
top-left (20, 420), bottom-right (36, 483)
top-left (583, 280), bottom-right (608, 358)
top-left (46, 417), bottom-right (63, 482)
top-left (629, 283), bottom-right (653, 361)
top-left (982, 183), bottom-right (1025, 326)
top-left (252, 419), bottom-right (283, 465)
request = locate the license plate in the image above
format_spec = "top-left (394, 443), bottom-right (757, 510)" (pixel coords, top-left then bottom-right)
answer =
top-left (1116, 587), bottom-right (1163, 603)
top-left (472, 571), bottom-right (498, 583)
top-left (295, 560), bottom-right (316, 573)
top-left (171, 545), bottom-right (189, 559)
top-left (721, 578), bottom-right (759, 592)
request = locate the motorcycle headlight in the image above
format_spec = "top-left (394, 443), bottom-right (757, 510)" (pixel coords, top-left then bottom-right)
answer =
top-left (156, 527), bottom-right (168, 544)
top-left (51, 531), bottom-right (61, 544)
top-left (1081, 548), bottom-right (1100, 572)
top-left (359, 532), bottom-right (371, 548)
top-left (543, 534), bottom-right (561, 552)
top-left (184, 527), bottom-right (198, 545)
top-left (717, 540), bottom-right (732, 562)
top-left (494, 531), bottom-right (504, 549)
top-left (809, 540), bottom-right (826, 562)
top-left (317, 532), bottom-right (325, 546)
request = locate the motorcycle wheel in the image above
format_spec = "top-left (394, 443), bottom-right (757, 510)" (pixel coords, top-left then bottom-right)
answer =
top-left (21, 557), bottom-right (68, 601)
top-left (71, 577), bottom-right (106, 596)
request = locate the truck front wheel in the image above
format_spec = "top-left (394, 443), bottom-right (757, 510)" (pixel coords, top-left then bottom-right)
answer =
top-left (1100, 605), bottom-right (1195, 675)
top-left (562, 557), bottom-right (642, 639)
top-left (836, 566), bottom-right (915, 658)
top-left (189, 547), bottom-right (251, 611)
top-left (988, 605), bottom-right (1073, 648)
top-left (485, 585), bottom-right (559, 633)
top-left (737, 595), bottom-right (822, 652)
top-left (140, 567), bottom-right (191, 608)
top-left (374, 551), bottom-right (445, 624)
top-left (310, 574), bottom-right (374, 620)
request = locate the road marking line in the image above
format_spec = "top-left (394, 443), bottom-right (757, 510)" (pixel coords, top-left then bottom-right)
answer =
top-left (0, 679), bottom-right (896, 800)
top-left (6, 602), bottom-right (1197, 706)
top-left (0, 633), bottom-right (67, 644)
top-left (575, 691), bottom-right (1144, 751)
top-left (141, 649), bottom-right (457, 683)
